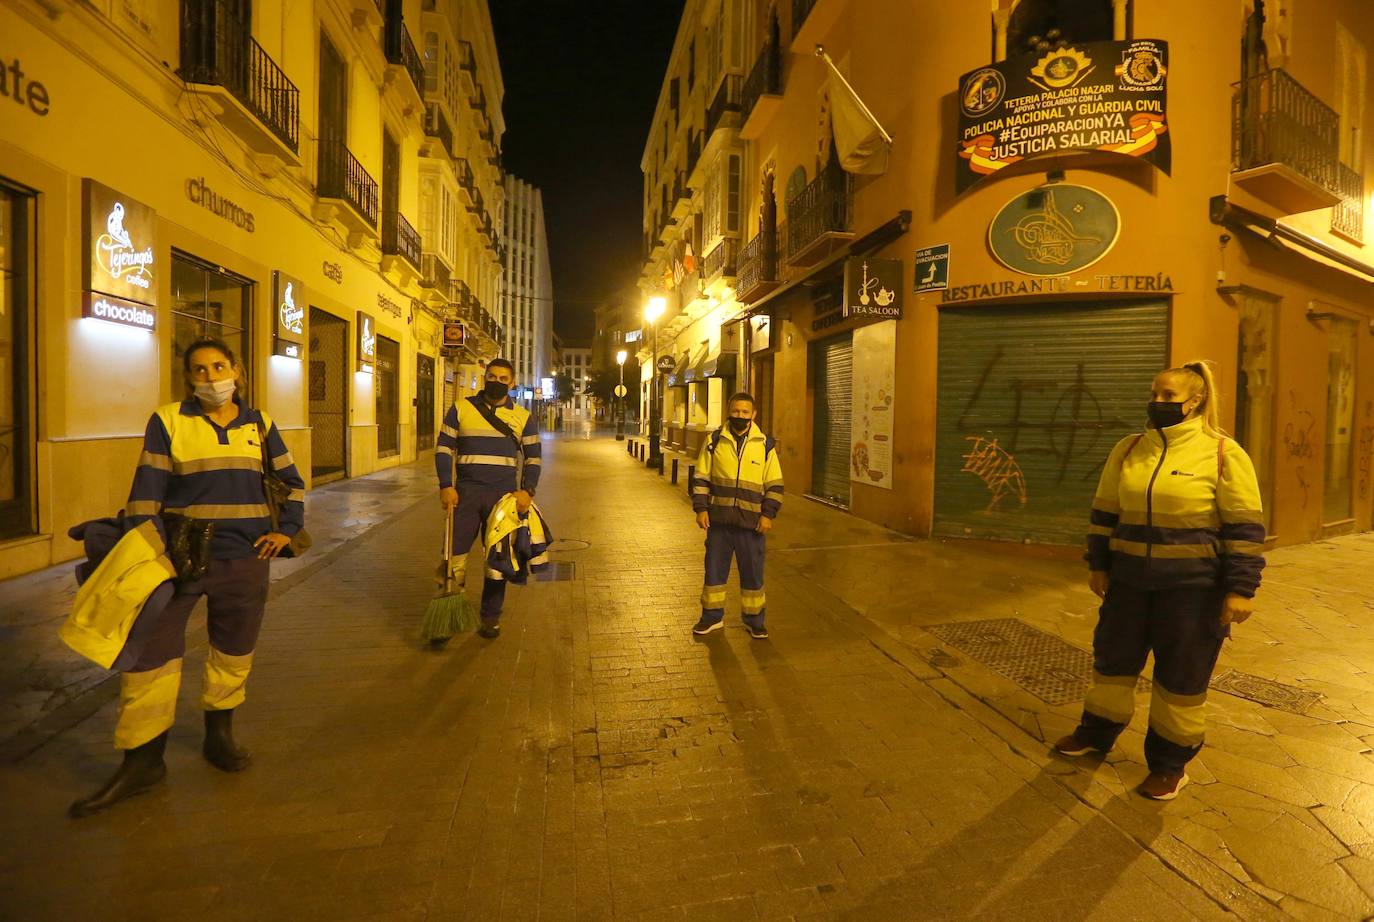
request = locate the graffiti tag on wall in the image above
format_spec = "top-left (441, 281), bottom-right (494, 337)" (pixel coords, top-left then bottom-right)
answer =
top-left (1283, 391), bottom-right (1316, 460)
top-left (962, 436), bottom-right (1029, 511)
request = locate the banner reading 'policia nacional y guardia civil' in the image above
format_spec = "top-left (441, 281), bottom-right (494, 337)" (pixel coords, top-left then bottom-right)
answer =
top-left (956, 39), bottom-right (1170, 193)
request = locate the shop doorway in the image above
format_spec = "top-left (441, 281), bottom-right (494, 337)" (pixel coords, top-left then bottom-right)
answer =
top-left (810, 333), bottom-right (853, 506)
top-left (170, 251), bottom-right (253, 398)
top-left (416, 353), bottom-right (435, 452)
top-left (376, 334), bottom-right (400, 458)
top-left (933, 299), bottom-right (1168, 544)
top-left (308, 307), bottom-right (348, 484)
top-left (0, 183), bottom-right (35, 540)
top-left (752, 354), bottom-right (775, 435)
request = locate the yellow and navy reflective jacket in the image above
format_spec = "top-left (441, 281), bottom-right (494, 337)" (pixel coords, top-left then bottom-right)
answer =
top-left (483, 493), bottom-right (552, 584)
top-left (60, 520), bottom-right (176, 669)
top-left (126, 398), bottom-right (306, 559)
top-left (435, 395), bottom-right (542, 493)
top-left (1086, 416), bottom-right (1265, 598)
top-left (691, 423), bottom-right (784, 529)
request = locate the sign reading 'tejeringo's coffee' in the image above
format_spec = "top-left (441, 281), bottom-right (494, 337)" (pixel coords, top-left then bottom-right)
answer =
top-left (82, 179), bottom-right (158, 331)
top-left (956, 39), bottom-right (1170, 193)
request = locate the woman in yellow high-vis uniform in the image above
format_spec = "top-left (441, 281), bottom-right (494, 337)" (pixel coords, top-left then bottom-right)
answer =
top-left (1054, 360), bottom-right (1265, 801)
top-left (71, 338), bottom-right (304, 818)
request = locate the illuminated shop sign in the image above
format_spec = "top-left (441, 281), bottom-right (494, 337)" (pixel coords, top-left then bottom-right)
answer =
top-left (987, 184), bottom-right (1120, 276)
top-left (357, 311), bottom-right (376, 372)
top-left (273, 271), bottom-right (305, 358)
top-left (843, 257), bottom-right (903, 319)
top-left (186, 177), bottom-right (255, 232)
top-left (82, 179), bottom-right (157, 331)
top-left (83, 292), bottom-right (155, 331)
top-left (442, 321), bottom-right (466, 349)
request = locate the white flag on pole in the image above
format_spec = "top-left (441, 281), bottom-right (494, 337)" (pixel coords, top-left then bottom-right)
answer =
top-left (819, 47), bottom-right (892, 176)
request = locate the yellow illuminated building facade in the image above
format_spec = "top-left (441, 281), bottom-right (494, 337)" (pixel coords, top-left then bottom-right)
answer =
top-left (0, 0), bottom-right (506, 577)
top-left (641, 0), bottom-right (1374, 550)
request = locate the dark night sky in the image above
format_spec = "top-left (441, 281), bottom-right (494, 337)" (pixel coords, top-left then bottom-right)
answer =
top-left (489, 1), bottom-right (682, 343)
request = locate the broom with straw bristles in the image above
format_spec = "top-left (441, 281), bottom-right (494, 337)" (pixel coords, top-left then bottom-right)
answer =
top-left (421, 510), bottom-right (478, 646)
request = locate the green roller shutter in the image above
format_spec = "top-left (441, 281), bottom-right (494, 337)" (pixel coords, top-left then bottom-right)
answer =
top-left (934, 300), bottom-right (1168, 545)
top-left (811, 334), bottom-right (853, 506)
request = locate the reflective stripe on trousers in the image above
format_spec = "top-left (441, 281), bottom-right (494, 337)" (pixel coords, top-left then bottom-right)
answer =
top-left (700, 525), bottom-right (766, 624)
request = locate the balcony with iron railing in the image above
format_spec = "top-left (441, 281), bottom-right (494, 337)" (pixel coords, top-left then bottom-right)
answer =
top-left (740, 38), bottom-right (783, 140)
top-left (455, 157), bottom-right (476, 202)
top-left (422, 102), bottom-right (454, 158)
top-left (317, 138), bottom-right (379, 232)
top-left (736, 226), bottom-right (780, 302)
top-left (785, 167), bottom-right (852, 266)
top-left (384, 19), bottom-right (425, 102)
top-left (468, 187), bottom-right (485, 218)
top-left (1332, 162), bottom-right (1365, 243)
top-left (671, 172), bottom-right (692, 220)
top-left (420, 253), bottom-right (452, 300)
top-left (702, 237), bottom-right (739, 285)
top-left (687, 129), bottom-right (704, 182)
top-left (1232, 68), bottom-right (1342, 215)
top-left (456, 39), bottom-right (476, 89)
top-left (706, 74), bottom-right (742, 139)
top-left (382, 210), bottom-right (422, 273)
top-left (179, 0), bottom-right (300, 156)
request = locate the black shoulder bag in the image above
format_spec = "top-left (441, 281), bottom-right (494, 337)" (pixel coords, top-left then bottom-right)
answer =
top-left (257, 419), bottom-right (313, 558)
top-left (469, 398), bottom-right (527, 490)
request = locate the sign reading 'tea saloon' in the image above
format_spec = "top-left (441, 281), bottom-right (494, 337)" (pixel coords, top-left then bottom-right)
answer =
top-left (357, 312), bottom-right (376, 372)
top-left (843, 257), bottom-right (903, 319)
top-left (988, 184), bottom-right (1120, 276)
top-left (83, 179), bottom-right (157, 329)
top-left (956, 39), bottom-right (1170, 193)
top-left (273, 271), bottom-right (305, 358)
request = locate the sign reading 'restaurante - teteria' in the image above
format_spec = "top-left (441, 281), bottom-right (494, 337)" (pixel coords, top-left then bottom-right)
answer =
top-left (956, 39), bottom-right (1170, 193)
top-left (82, 179), bottom-right (157, 330)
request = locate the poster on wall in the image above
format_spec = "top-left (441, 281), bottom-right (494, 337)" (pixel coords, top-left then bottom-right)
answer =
top-left (850, 320), bottom-right (896, 490)
top-left (956, 39), bottom-right (1170, 193)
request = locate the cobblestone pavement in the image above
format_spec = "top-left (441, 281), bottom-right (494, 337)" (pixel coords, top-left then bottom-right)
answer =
top-left (0, 433), bottom-right (1235, 921)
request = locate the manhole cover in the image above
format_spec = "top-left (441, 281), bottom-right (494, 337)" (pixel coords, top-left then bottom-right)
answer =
top-left (547, 539), bottom-right (591, 552)
top-left (925, 618), bottom-right (1092, 706)
top-left (1210, 670), bottom-right (1324, 715)
top-left (536, 561), bottom-right (576, 582)
top-left (327, 480), bottom-right (402, 494)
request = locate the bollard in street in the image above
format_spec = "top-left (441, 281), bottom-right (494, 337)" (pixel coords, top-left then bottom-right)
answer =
top-left (670, 458), bottom-right (679, 485)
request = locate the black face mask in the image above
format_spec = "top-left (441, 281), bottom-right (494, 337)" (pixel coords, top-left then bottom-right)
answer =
top-left (728, 417), bottom-right (751, 434)
top-left (1147, 401), bottom-right (1187, 429)
top-left (483, 381), bottom-right (509, 401)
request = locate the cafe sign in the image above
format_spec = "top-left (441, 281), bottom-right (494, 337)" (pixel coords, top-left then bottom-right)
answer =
top-left (272, 271), bottom-right (305, 358)
top-left (357, 311), bottom-right (376, 372)
top-left (843, 257), bottom-right (903, 319)
top-left (442, 321), bottom-right (466, 350)
top-left (988, 184), bottom-right (1120, 276)
top-left (83, 179), bottom-right (157, 325)
top-left (956, 39), bottom-right (1170, 193)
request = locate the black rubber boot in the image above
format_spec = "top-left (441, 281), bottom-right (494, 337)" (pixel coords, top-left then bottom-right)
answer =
top-left (69, 731), bottom-right (168, 818)
top-left (203, 708), bottom-right (252, 772)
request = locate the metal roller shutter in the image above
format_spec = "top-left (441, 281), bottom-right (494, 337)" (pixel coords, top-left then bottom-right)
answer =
top-left (933, 299), bottom-right (1168, 545)
top-left (811, 334), bottom-right (853, 506)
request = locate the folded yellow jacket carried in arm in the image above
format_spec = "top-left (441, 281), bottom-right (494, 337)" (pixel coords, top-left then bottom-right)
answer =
top-left (60, 521), bottom-right (177, 669)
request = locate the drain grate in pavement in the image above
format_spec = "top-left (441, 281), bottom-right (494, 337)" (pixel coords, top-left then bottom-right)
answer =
top-left (924, 618), bottom-right (1092, 706)
top-left (536, 561), bottom-right (576, 582)
top-left (1209, 669), bottom-right (1324, 715)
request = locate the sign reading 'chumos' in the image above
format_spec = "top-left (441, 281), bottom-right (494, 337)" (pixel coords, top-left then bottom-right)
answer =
top-left (956, 39), bottom-right (1170, 193)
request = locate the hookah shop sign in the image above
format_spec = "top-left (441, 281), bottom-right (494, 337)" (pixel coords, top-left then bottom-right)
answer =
top-left (956, 39), bottom-right (1170, 193)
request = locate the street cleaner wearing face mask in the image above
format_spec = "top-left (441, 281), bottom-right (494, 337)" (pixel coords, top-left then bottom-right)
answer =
top-left (69, 338), bottom-right (305, 817)
top-left (690, 393), bottom-right (784, 639)
top-left (435, 358), bottom-right (541, 639)
top-left (1054, 360), bottom-right (1265, 801)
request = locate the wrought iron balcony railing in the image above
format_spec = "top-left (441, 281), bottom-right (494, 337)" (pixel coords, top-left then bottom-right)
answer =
top-left (456, 157), bottom-right (476, 193)
top-left (423, 102), bottom-right (454, 155)
top-left (1332, 162), bottom-right (1365, 241)
top-left (454, 279), bottom-right (472, 312)
top-left (382, 210), bottom-right (422, 271)
top-left (317, 139), bottom-right (379, 228)
top-left (737, 227), bottom-right (779, 298)
top-left (702, 238), bottom-right (739, 281)
top-left (457, 40), bottom-right (476, 78)
top-left (741, 38), bottom-right (782, 124)
top-left (385, 20), bottom-right (425, 98)
top-left (673, 172), bottom-right (691, 204)
top-left (179, 0), bottom-right (300, 152)
top-left (468, 187), bottom-right (484, 217)
top-left (1232, 68), bottom-right (1341, 196)
top-left (687, 129), bottom-right (704, 177)
top-left (706, 74), bottom-right (742, 138)
top-left (785, 167), bottom-right (852, 259)
top-left (420, 253), bottom-right (451, 293)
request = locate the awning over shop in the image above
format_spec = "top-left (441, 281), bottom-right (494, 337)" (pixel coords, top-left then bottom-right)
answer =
top-left (665, 351), bottom-right (692, 387)
top-left (1210, 195), bottom-right (1374, 286)
top-left (701, 352), bottom-right (737, 380)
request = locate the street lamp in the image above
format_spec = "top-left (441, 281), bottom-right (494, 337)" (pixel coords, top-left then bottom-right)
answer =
top-left (615, 349), bottom-right (628, 440)
top-left (645, 296), bottom-right (666, 470)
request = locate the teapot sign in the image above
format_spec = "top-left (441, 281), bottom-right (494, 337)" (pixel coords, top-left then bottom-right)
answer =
top-left (273, 271), bottom-right (305, 357)
top-left (843, 257), bottom-right (903, 319)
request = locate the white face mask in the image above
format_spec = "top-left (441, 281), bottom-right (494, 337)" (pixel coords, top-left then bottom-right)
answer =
top-left (194, 378), bottom-right (237, 408)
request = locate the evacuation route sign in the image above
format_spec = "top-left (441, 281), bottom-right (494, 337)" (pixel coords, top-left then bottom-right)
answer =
top-left (914, 245), bottom-right (950, 292)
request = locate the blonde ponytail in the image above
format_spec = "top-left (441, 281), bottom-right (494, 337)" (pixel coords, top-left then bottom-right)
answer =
top-left (1168, 359), bottom-right (1227, 438)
